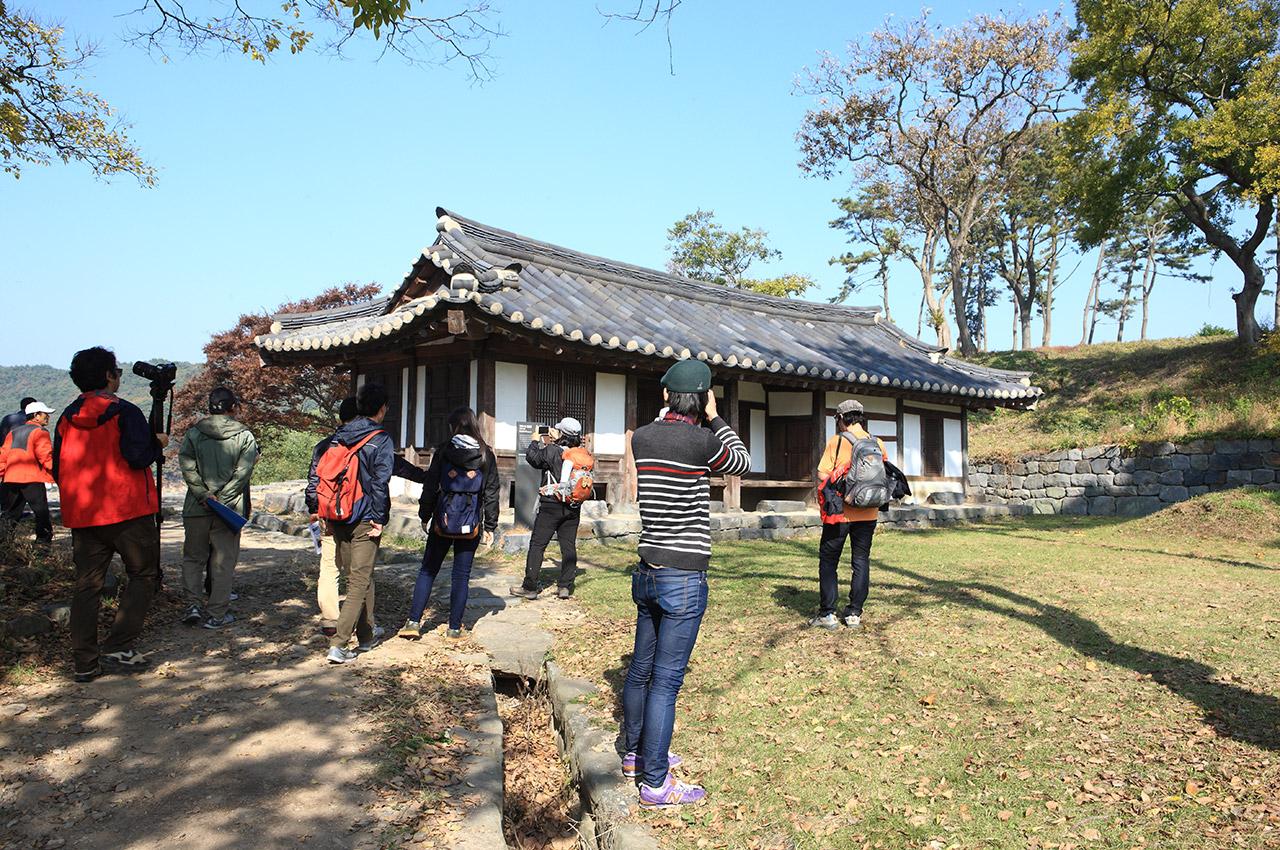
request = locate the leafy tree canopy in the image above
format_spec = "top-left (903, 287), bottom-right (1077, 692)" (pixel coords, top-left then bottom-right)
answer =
top-left (665, 209), bottom-right (813, 297)
top-left (1063, 0), bottom-right (1280, 343)
top-left (172, 282), bottom-right (382, 442)
top-left (0, 2), bottom-right (153, 182)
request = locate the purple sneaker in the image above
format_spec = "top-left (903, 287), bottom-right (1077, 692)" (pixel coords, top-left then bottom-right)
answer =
top-left (638, 774), bottom-right (706, 809)
top-left (622, 751), bottom-right (684, 778)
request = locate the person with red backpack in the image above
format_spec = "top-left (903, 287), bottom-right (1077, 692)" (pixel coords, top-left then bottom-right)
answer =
top-left (398, 407), bottom-right (499, 641)
top-left (510, 416), bottom-right (591, 601)
top-left (812, 399), bottom-right (889, 631)
top-left (317, 383), bottom-right (394, 664)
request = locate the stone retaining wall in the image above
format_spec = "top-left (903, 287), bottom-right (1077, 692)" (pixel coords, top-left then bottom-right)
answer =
top-left (968, 438), bottom-right (1280, 517)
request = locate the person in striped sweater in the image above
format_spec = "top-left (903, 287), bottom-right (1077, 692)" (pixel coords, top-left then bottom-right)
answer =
top-left (622, 359), bottom-right (751, 809)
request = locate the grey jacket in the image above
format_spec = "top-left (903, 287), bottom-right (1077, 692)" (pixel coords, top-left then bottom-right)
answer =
top-left (179, 415), bottom-right (259, 519)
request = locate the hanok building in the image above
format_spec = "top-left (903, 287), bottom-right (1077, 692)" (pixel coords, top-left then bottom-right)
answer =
top-left (255, 207), bottom-right (1042, 509)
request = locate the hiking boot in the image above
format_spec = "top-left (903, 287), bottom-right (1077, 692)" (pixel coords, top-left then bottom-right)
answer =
top-left (372, 625), bottom-right (386, 640)
top-left (808, 613), bottom-right (840, 631)
top-left (445, 628), bottom-right (465, 641)
top-left (356, 635), bottom-right (382, 653)
top-left (201, 614), bottom-right (234, 630)
top-left (638, 774), bottom-right (706, 809)
top-left (73, 665), bottom-right (103, 683)
top-left (180, 605), bottom-right (203, 626)
top-left (509, 585), bottom-right (539, 600)
top-left (557, 587), bottom-right (572, 600)
top-left (326, 646), bottom-right (358, 664)
top-left (841, 612), bottom-right (861, 629)
top-left (101, 650), bottom-right (149, 672)
top-left (398, 620), bottom-right (421, 639)
top-left (622, 751), bottom-right (683, 778)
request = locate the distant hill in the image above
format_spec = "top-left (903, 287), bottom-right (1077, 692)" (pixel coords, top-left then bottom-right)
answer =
top-left (0, 361), bottom-right (201, 419)
top-left (965, 335), bottom-right (1280, 461)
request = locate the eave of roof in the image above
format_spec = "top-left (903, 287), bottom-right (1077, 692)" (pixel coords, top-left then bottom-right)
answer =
top-left (256, 207), bottom-right (1044, 408)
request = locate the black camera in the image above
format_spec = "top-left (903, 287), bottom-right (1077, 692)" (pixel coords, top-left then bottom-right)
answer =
top-left (133, 361), bottom-right (177, 385)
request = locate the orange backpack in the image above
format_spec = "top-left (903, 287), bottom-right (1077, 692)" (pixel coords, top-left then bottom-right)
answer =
top-left (314, 432), bottom-right (378, 522)
top-left (540, 446), bottom-right (595, 505)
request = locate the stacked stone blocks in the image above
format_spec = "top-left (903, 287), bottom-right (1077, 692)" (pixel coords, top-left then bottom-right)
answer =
top-left (969, 439), bottom-right (1280, 517)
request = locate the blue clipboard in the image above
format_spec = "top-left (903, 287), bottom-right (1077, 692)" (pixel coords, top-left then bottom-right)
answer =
top-left (206, 497), bottom-right (249, 533)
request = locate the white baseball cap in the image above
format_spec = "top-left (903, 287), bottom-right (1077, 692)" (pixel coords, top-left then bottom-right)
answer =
top-left (25, 402), bottom-right (54, 415)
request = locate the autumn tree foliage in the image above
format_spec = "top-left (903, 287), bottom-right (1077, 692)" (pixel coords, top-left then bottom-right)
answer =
top-left (797, 11), bottom-right (1070, 356)
top-left (172, 283), bottom-right (382, 442)
top-left (665, 209), bottom-right (814, 297)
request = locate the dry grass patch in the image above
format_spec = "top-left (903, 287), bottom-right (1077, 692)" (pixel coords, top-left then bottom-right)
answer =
top-left (559, 512), bottom-right (1280, 849)
top-left (965, 336), bottom-right (1280, 461)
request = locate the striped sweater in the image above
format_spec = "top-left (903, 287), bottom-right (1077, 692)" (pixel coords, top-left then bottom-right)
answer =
top-left (632, 414), bottom-right (751, 570)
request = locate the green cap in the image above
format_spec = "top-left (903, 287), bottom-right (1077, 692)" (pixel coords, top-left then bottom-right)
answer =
top-left (661, 359), bottom-right (712, 392)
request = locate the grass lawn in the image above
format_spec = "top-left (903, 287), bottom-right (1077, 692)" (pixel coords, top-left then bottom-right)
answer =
top-left (552, 492), bottom-right (1280, 849)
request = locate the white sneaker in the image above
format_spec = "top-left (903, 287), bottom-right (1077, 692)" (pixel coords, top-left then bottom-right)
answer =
top-left (841, 613), bottom-right (861, 629)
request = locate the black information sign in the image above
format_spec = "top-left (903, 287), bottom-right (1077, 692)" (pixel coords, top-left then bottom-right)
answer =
top-left (514, 421), bottom-right (543, 530)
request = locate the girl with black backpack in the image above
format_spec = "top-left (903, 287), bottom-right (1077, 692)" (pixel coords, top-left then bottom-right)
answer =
top-left (399, 407), bottom-right (500, 640)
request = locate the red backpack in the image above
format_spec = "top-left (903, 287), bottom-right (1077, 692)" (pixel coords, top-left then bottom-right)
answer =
top-left (315, 432), bottom-right (379, 522)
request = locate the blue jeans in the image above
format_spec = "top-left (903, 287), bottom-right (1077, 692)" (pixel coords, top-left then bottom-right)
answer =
top-left (622, 563), bottom-right (708, 788)
top-left (409, 529), bottom-right (480, 630)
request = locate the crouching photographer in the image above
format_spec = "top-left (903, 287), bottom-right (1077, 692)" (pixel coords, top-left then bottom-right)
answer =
top-left (52, 347), bottom-right (169, 683)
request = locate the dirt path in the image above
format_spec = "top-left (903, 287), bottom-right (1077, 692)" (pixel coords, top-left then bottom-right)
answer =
top-left (0, 522), bottom-right (501, 850)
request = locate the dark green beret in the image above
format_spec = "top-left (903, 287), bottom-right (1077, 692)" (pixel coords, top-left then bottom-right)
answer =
top-left (661, 359), bottom-right (712, 392)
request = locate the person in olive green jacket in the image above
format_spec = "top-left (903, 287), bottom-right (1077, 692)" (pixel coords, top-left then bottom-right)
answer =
top-left (178, 387), bottom-right (258, 630)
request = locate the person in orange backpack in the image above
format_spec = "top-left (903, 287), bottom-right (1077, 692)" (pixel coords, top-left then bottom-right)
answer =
top-left (0, 401), bottom-right (57, 545)
top-left (510, 416), bottom-right (590, 601)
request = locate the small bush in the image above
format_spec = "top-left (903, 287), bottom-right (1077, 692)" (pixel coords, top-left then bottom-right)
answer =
top-left (1197, 323), bottom-right (1234, 337)
top-left (254, 426), bottom-right (324, 484)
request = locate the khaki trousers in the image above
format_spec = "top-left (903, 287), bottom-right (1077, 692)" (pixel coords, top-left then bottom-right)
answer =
top-left (330, 521), bottom-right (379, 647)
top-left (317, 533), bottom-right (375, 629)
top-left (181, 513), bottom-right (241, 620)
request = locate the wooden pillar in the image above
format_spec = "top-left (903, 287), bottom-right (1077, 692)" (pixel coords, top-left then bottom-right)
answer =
top-left (621, 374), bottom-right (638, 504)
top-left (723, 379), bottom-right (741, 510)
top-left (476, 355), bottom-right (496, 448)
top-left (811, 388), bottom-right (826, 480)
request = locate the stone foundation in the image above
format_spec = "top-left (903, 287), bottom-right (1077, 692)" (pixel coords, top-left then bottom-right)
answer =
top-left (968, 439), bottom-right (1280, 517)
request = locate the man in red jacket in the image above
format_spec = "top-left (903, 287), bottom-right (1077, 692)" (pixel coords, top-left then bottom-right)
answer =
top-left (53, 347), bottom-right (169, 683)
top-left (0, 401), bottom-right (57, 545)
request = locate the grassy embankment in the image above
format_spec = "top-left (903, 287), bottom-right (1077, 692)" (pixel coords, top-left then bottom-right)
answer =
top-left (552, 490), bottom-right (1280, 849)
top-left (965, 335), bottom-right (1280, 463)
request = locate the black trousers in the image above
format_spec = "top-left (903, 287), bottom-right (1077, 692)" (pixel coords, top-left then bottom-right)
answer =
top-left (522, 500), bottom-right (581, 591)
top-left (0, 481), bottom-right (53, 543)
top-left (817, 520), bottom-right (876, 617)
top-left (70, 515), bottom-right (159, 672)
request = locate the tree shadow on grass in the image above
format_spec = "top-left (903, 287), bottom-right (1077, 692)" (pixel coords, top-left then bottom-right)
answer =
top-left (880, 562), bottom-right (1280, 751)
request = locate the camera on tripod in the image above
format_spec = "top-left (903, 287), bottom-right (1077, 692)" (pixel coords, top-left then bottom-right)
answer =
top-left (133, 361), bottom-right (177, 400)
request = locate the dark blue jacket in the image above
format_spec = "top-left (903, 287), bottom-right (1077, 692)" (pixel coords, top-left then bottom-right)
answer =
top-left (306, 431), bottom-right (427, 515)
top-left (0, 411), bottom-right (27, 445)
top-left (326, 416), bottom-right (394, 525)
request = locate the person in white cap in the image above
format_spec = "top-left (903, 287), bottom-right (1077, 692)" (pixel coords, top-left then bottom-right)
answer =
top-left (0, 401), bottom-right (56, 545)
top-left (511, 416), bottom-right (588, 600)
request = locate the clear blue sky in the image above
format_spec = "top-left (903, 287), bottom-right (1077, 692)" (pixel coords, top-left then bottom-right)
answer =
top-left (2, 1), bottom-right (1264, 370)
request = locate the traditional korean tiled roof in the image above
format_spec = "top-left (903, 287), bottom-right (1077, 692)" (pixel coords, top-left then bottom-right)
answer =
top-left (256, 207), bottom-right (1042, 407)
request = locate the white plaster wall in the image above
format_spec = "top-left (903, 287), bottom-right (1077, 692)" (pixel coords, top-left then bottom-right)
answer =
top-left (944, 418), bottom-right (964, 478)
top-left (356, 373), bottom-right (366, 390)
top-left (769, 392), bottom-right (811, 417)
top-left (739, 381), bottom-right (766, 403)
top-left (907, 400), bottom-right (965, 414)
top-left (902, 412), bottom-right (923, 476)
top-left (825, 391), bottom-right (895, 416)
top-left (595, 373), bottom-right (626, 455)
top-left (414, 366), bottom-right (427, 446)
top-left (494, 362), bottom-right (527, 452)
top-left (750, 408), bottom-right (767, 473)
